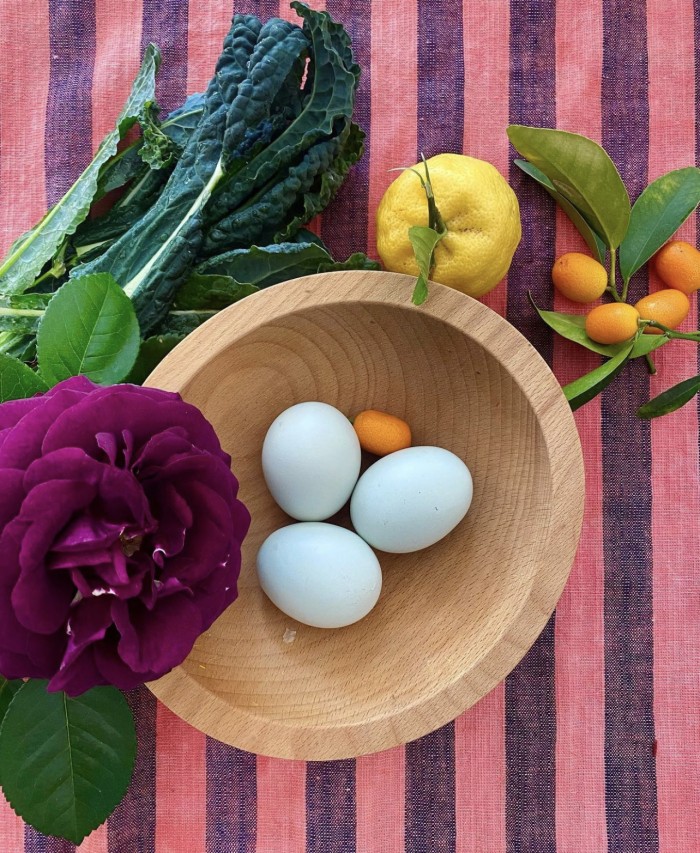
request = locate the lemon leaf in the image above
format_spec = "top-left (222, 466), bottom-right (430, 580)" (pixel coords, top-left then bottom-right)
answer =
top-left (637, 373), bottom-right (700, 419)
top-left (515, 159), bottom-right (607, 263)
top-left (563, 339), bottom-right (635, 410)
top-left (529, 295), bottom-right (669, 359)
top-left (408, 225), bottom-right (445, 306)
top-left (620, 167), bottom-right (700, 284)
top-left (508, 125), bottom-right (630, 249)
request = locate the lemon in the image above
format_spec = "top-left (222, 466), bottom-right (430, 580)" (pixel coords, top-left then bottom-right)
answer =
top-left (376, 153), bottom-right (522, 298)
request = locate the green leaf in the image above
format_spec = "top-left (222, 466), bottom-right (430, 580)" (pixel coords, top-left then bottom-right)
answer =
top-left (637, 373), bottom-right (700, 419)
top-left (37, 274), bottom-right (140, 385)
top-left (530, 297), bottom-right (669, 359)
top-left (508, 125), bottom-right (630, 249)
top-left (514, 159), bottom-right (607, 263)
top-left (563, 339), bottom-right (635, 410)
top-left (0, 354), bottom-right (48, 402)
top-left (0, 677), bottom-right (21, 725)
top-left (619, 167), bottom-right (700, 283)
top-left (0, 45), bottom-right (162, 296)
top-left (127, 334), bottom-right (184, 384)
top-left (0, 681), bottom-right (136, 844)
top-left (197, 241), bottom-right (378, 289)
top-left (174, 273), bottom-right (259, 311)
top-left (408, 225), bottom-right (445, 306)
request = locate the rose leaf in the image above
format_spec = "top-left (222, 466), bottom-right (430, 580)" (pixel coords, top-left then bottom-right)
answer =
top-left (0, 680), bottom-right (136, 844)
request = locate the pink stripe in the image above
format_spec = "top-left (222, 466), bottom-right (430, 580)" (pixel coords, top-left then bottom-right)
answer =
top-left (256, 757), bottom-right (306, 852)
top-left (155, 703), bottom-right (207, 853)
top-left (553, 2), bottom-right (608, 850)
top-left (367, 0), bottom-right (417, 261)
top-left (647, 2), bottom-right (700, 849)
top-left (77, 823), bottom-right (108, 853)
top-left (356, 747), bottom-right (405, 852)
top-left (187, 0), bottom-right (231, 92)
top-left (0, 793), bottom-right (24, 853)
top-left (0, 11), bottom-right (48, 853)
top-left (0, 3), bottom-right (50, 255)
top-left (93, 0), bottom-right (143, 142)
top-left (463, 0), bottom-right (510, 318)
top-left (455, 688), bottom-right (506, 852)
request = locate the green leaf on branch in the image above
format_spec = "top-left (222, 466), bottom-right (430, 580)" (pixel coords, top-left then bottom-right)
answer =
top-left (0, 677), bottom-right (21, 725)
top-left (0, 354), bottom-right (48, 402)
top-left (127, 334), bottom-right (184, 384)
top-left (408, 225), bottom-right (446, 306)
top-left (563, 338), bottom-right (636, 410)
top-left (508, 125), bottom-right (630, 249)
top-left (37, 274), bottom-right (140, 385)
top-left (637, 373), bottom-right (700, 419)
top-left (0, 44), bottom-right (162, 296)
top-left (530, 296), bottom-right (669, 359)
top-left (0, 681), bottom-right (136, 845)
top-left (515, 160), bottom-right (607, 263)
top-left (619, 167), bottom-right (700, 283)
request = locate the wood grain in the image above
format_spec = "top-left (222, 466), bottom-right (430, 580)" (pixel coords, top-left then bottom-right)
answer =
top-left (145, 271), bottom-right (584, 760)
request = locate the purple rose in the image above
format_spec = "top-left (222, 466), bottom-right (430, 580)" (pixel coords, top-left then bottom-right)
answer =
top-left (0, 377), bottom-right (250, 696)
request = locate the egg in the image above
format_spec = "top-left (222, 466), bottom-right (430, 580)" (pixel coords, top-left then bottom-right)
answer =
top-left (257, 523), bottom-right (382, 628)
top-left (350, 446), bottom-right (473, 553)
top-left (262, 402), bottom-right (361, 520)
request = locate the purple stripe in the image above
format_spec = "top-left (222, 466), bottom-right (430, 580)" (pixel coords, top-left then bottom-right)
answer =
top-left (24, 829), bottom-right (74, 853)
top-left (321, 0), bottom-right (371, 258)
top-left (206, 741), bottom-right (256, 853)
top-left (306, 760), bottom-right (356, 853)
top-left (405, 724), bottom-right (456, 853)
top-left (505, 2), bottom-right (557, 851)
top-left (417, 0), bottom-right (464, 157)
top-left (601, 3), bottom-right (659, 850)
top-left (45, 0), bottom-right (96, 205)
top-left (403, 7), bottom-right (463, 848)
top-left (107, 687), bottom-right (156, 853)
top-left (141, 0), bottom-right (189, 113)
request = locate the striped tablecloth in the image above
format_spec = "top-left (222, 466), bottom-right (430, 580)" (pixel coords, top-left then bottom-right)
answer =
top-left (1, 0), bottom-right (698, 850)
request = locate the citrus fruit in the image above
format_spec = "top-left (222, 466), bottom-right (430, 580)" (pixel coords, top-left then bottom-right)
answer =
top-left (585, 303), bottom-right (640, 344)
top-left (376, 153), bottom-right (521, 298)
top-left (635, 289), bottom-right (690, 334)
top-left (551, 252), bottom-right (608, 303)
top-left (653, 240), bottom-right (700, 295)
top-left (353, 410), bottom-right (412, 457)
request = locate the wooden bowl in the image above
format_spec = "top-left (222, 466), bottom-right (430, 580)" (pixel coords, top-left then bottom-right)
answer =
top-left (145, 270), bottom-right (583, 760)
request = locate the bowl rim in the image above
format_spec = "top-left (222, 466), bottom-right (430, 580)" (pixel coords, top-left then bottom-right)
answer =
top-left (145, 270), bottom-right (584, 759)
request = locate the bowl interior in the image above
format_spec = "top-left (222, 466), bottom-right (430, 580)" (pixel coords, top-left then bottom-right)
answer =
top-left (165, 295), bottom-right (554, 732)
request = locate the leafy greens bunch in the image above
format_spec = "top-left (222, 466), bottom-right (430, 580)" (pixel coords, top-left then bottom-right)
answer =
top-left (509, 125), bottom-right (700, 418)
top-left (0, 2), bottom-right (377, 369)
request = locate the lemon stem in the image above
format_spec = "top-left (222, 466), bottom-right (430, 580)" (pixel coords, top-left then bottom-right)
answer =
top-left (644, 354), bottom-right (657, 374)
top-left (644, 320), bottom-right (700, 341)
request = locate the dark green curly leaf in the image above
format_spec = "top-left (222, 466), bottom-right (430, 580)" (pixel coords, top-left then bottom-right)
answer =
top-left (620, 167), bottom-right (700, 283)
top-left (37, 274), bottom-right (140, 385)
top-left (174, 273), bottom-right (258, 310)
top-left (0, 681), bottom-right (136, 845)
top-left (515, 159), bottom-right (606, 263)
top-left (0, 354), bottom-right (48, 402)
top-left (563, 339), bottom-right (635, 410)
top-left (637, 373), bottom-right (700, 419)
top-left (0, 45), bottom-right (162, 296)
top-left (508, 125), bottom-right (630, 249)
top-left (127, 334), bottom-right (184, 384)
